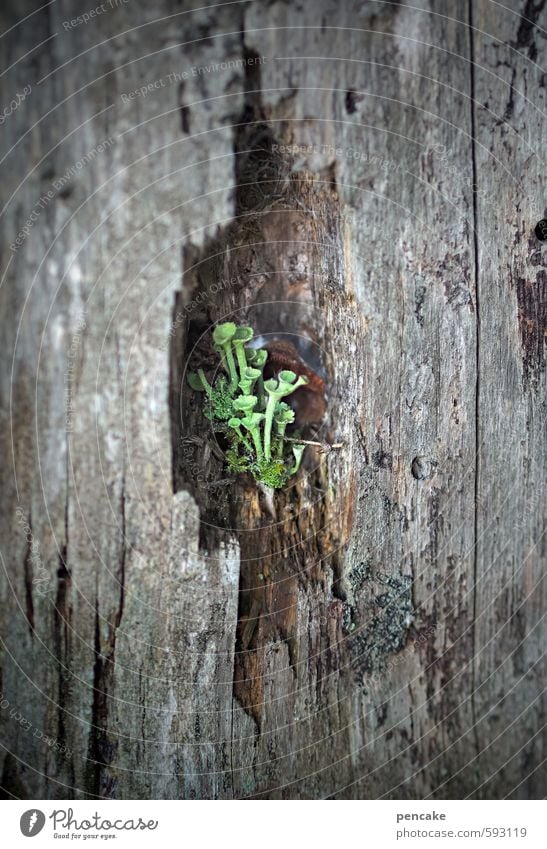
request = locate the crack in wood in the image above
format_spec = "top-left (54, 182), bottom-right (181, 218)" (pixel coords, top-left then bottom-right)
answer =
top-left (23, 513), bottom-right (35, 636)
top-left (468, 0), bottom-right (483, 765)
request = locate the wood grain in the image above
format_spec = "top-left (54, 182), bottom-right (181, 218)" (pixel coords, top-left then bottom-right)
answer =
top-left (0, 0), bottom-right (544, 799)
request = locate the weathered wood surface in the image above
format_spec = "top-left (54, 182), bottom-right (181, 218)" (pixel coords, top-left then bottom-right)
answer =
top-left (0, 0), bottom-right (545, 799)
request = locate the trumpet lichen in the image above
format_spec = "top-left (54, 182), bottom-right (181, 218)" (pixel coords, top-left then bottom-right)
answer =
top-left (188, 323), bottom-right (309, 488)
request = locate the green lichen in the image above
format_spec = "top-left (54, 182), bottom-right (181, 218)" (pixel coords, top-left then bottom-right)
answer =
top-left (188, 323), bottom-right (308, 489)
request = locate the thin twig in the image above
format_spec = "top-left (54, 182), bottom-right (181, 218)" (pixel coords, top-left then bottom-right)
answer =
top-left (283, 436), bottom-right (345, 454)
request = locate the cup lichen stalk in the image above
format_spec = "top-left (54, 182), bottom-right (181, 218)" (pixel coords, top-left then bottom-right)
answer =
top-left (290, 443), bottom-right (306, 475)
top-left (187, 369), bottom-right (213, 398)
top-left (240, 412), bottom-right (265, 461)
top-left (264, 370), bottom-right (309, 462)
top-left (239, 366), bottom-right (261, 396)
top-left (274, 404), bottom-right (295, 457)
top-left (246, 348), bottom-right (268, 405)
top-left (227, 417), bottom-right (252, 452)
top-left (212, 323), bottom-right (239, 392)
top-left (233, 326), bottom-right (254, 379)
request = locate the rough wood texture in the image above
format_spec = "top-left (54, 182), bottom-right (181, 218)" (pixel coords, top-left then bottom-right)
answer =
top-left (0, 0), bottom-right (545, 799)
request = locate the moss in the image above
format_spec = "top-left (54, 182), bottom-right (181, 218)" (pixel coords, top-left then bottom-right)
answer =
top-left (225, 447), bottom-right (251, 473)
top-left (204, 376), bottom-right (235, 422)
top-left (256, 457), bottom-right (290, 489)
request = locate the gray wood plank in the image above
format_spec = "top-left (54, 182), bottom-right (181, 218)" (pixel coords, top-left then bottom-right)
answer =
top-left (470, 0), bottom-right (546, 800)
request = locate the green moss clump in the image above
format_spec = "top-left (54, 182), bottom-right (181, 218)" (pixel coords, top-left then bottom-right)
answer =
top-left (205, 376), bottom-right (234, 422)
top-left (256, 458), bottom-right (290, 489)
